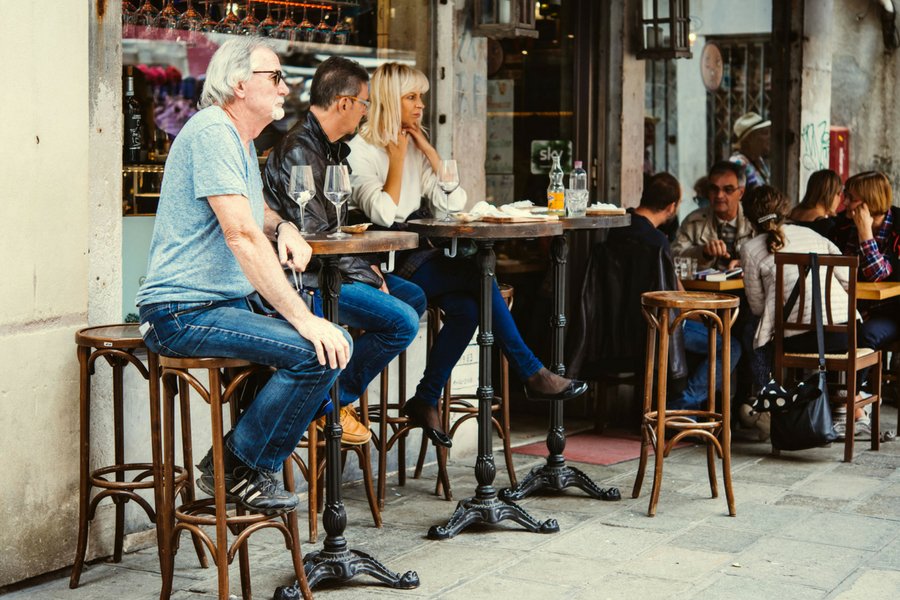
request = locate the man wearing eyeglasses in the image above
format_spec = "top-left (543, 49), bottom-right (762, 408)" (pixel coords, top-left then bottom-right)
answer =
top-left (263, 57), bottom-right (427, 446)
top-left (137, 38), bottom-right (351, 513)
top-left (673, 161), bottom-right (755, 271)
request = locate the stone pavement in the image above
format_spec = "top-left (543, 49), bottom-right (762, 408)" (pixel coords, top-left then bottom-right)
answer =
top-left (6, 408), bottom-right (900, 600)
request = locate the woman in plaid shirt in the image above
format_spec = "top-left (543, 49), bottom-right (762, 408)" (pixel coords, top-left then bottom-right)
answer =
top-left (832, 170), bottom-right (900, 350)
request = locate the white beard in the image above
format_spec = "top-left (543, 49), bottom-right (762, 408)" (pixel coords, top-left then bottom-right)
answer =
top-left (271, 105), bottom-right (285, 121)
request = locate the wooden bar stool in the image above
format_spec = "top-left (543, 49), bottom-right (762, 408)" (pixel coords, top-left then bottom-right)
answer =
top-left (157, 356), bottom-right (311, 600)
top-left (70, 324), bottom-right (204, 588)
top-left (631, 291), bottom-right (739, 517)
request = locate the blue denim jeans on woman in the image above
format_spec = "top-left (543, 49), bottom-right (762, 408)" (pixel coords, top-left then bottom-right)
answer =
top-left (407, 255), bottom-right (544, 407)
top-left (139, 296), bottom-right (351, 472)
top-left (672, 319), bottom-right (743, 411)
top-left (312, 274), bottom-right (426, 406)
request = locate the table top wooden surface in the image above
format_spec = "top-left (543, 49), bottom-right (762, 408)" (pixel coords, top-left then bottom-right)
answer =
top-left (680, 277), bottom-right (900, 301)
top-left (681, 278), bottom-right (745, 292)
top-left (303, 230), bottom-right (419, 255)
top-left (559, 214), bottom-right (631, 230)
top-left (406, 218), bottom-right (563, 239)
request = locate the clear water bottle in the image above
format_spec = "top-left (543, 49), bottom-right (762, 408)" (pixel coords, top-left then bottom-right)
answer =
top-left (566, 160), bottom-right (589, 217)
top-left (546, 153), bottom-right (565, 212)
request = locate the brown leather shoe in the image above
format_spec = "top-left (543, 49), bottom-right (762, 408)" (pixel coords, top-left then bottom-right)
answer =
top-left (316, 406), bottom-right (372, 445)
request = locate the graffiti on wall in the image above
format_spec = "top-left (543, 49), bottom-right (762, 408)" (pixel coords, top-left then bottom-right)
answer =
top-left (454, 27), bottom-right (486, 119)
top-left (800, 120), bottom-right (830, 172)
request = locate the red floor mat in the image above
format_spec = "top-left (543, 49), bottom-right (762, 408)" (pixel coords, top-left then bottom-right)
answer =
top-left (512, 431), bottom-right (690, 466)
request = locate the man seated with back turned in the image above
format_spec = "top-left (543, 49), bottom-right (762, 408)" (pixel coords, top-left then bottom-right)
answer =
top-left (263, 57), bottom-right (428, 446)
top-left (136, 38), bottom-right (351, 513)
top-left (673, 161), bottom-right (755, 271)
top-left (609, 172), bottom-right (741, 413)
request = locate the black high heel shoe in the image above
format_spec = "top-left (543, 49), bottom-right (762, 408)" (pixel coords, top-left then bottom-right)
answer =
top-left (402, 398), bottom-right (452, 448)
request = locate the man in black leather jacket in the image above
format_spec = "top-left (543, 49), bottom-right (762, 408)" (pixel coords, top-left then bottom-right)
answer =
top-left (263, 57), bottom-right (426, 444)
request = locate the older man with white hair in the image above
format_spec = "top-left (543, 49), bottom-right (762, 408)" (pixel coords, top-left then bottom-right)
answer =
top-left (136, 38), bottom-right (351, 513)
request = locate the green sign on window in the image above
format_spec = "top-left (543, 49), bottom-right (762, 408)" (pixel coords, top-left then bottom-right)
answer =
top-left (530, 140), bottom-right (573, 174)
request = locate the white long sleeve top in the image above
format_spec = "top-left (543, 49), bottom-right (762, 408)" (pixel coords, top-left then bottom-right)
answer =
top-left (346, 135), bottom-right (467, 227)
top-left (740, 224), bottom-right (858, 349)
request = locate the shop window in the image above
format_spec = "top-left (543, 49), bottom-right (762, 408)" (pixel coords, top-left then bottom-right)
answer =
top-left (705, 35), bottom-right (772, 166)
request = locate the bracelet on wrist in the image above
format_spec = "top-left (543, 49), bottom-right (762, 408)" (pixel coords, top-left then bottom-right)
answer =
top-left (275, 220), bottom-right (298, 241)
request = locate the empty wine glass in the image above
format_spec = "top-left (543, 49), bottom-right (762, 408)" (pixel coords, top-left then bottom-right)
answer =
top-left (122, 1), bottom-right (138, 26)
top-left (437, 159), bottom-right (460, 221)
top-left (132, 0), bottom-right (159, 28)
top-left (215, 1), bottom-right (240, 33)
top-left (324, 165), bottom-right (351, 239)
top-left (177, 0), bottom-right (204, 30)
top-left (272, 6), bottom-right (297, 41)
top-left (237, 0), bottom-right (260, 35)
top-left (154, 0), bottom-right (180, 29)
top-left (257, 2), bottom-right (279, 36)
top-left (297, 6), bottom-right (315, 42)
top-left (331, 7), bottom-right (350, 45)
top-left (289, 165), bottom-right (315, 236)
top-left (198, 0), bottom-right (218, 31)
top-left (314, 9), bottom-right (332, 44)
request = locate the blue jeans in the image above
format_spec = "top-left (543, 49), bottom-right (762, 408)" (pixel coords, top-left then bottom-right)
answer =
top-left (312, 274), bottom-right (426, 406)
top-left (672, 319), bottom-right (742, 411)
top-left (139, 296), bottom-right (351, 472)
top-left (407, 256), bottom-right (544, 407)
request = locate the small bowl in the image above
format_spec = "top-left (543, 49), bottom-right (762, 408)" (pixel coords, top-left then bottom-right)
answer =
top-left (341, 223), bottom-right (372, 234)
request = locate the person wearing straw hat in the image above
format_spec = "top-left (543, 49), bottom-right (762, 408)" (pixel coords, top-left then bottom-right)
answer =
top-left (729, 111), bottom-right (771, 190)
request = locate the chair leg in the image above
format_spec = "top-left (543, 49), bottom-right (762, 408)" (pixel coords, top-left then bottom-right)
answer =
top-left (236, 503), bottom-right (252, 600)
top-left (307, 424), bottom-right (318, 543)
top-left (873, 352), bottom-right (882, 452)
top-left (157, 371), bottom-right (178, 600)
top-left (208, 369), bottom-right (231, 600)
top-left (282, 462), bottom-right (313, 600)
top-left (176, 377), bottom-right (208, 568)
top-left (111, 358), bottom-right (126, 564)
top-left (398, 352), bottom-right (408, 488)
top-left (69, 347), bottom-right (92, 589)
top-left (647, 309), bottom-right (670, 517)
top-left (844, 369), bottom-right (857, 462)
top-left (632, 308), bottom-right (658, 500)
top-left (500, 355), bottom-right (517, 488)
top-left (377, 367), bottom-right (389, 509)
top-left (359, 443), bottom-right (382, 528)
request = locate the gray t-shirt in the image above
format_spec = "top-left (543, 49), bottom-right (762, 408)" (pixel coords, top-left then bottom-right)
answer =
top-left (136, 106), bottom-right (264, 306)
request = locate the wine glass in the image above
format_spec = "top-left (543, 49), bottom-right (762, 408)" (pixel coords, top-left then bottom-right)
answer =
top-left (237, 0), bottom-right (260, 35)
top-left (272, 6), bottom-right (297, 41)
top-left (132, 0), bottom-right (159, 28)
top-left (314, 9), bottom-right (332, 44)
top-left (177, 0), bottom-right (204, 30)
top-left (331, 7), bottom-right (350, 45)
top-left (198, 1), bottom-right (218, 31)
top-left (324, 165), bottom-right (351, 239)
top-left (297, 6), bottom-right (315, 42)
top-left (257, 2), bottom-right (279, 37)
top-left (437, 159), bottom-right (460, 221)
top-left (215, 1), bottom-right (240, 33)
top-left (288, 165), bottom-right (315, 236)
top-left (154, 0), bottom-right (181, 29)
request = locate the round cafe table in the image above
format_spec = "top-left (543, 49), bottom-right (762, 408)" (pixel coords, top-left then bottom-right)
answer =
top-left (406, 218), bottom-right (564, 540)
top-left (293, 231), bottom-right (420, 591)
top-left (501, 214), bottom-right (629, 502)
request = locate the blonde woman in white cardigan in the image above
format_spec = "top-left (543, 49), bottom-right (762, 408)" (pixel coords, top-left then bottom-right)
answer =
top-left (347, 63), bottom-right (587, 447)
top-left (740, 185), bottom-right (870, 437)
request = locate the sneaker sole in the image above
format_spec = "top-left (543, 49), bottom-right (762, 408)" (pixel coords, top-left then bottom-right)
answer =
top-left (196, 475), bottom-right (296, 515)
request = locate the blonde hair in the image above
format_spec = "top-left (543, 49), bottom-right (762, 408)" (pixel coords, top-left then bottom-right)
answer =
top-left (359, 63), bottom-right (429, 148)
top-left (741, 185), bottom-right (790, 254)
top-left (845, 171), bottom-right (893, 216)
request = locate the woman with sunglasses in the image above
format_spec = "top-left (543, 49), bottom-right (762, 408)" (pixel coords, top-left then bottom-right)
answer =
top-left (833, 171), bottom-right (900, 351)
top-left (346, 63), bottom-right (587, 447)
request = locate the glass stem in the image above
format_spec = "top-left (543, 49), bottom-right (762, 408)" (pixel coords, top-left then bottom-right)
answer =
top-left (335, 202), bottom-right (343, 233)
top-left (299, 208), bottom-right (306, 235)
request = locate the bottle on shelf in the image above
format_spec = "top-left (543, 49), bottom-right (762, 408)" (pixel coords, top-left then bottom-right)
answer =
top-left (546, 153), bottom-right (565, 212)
top-left (123, 66), bottom-right (143, 164)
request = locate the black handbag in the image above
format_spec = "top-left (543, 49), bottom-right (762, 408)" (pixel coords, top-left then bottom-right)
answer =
top-left (770, 253), bottom-right (838, 451)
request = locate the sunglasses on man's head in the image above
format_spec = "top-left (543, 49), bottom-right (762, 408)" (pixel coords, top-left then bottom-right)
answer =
top-left (253, 70), bottom-right (286, 86)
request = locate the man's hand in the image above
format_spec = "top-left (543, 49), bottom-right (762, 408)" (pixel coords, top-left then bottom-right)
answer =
top-left (277, 223), bottom-right (312, 273)
top-left (850, 203), bottom-right (875, 241)
top-left (703, 239), bottom-right (731, 260)
top-left (371, 264), bottom-right (389, 294)
top-left (295, 315), bottom-right (351, 369)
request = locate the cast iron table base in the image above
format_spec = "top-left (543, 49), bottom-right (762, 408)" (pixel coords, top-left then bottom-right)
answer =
top-left (500, 234), bottom-right (620, 503)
